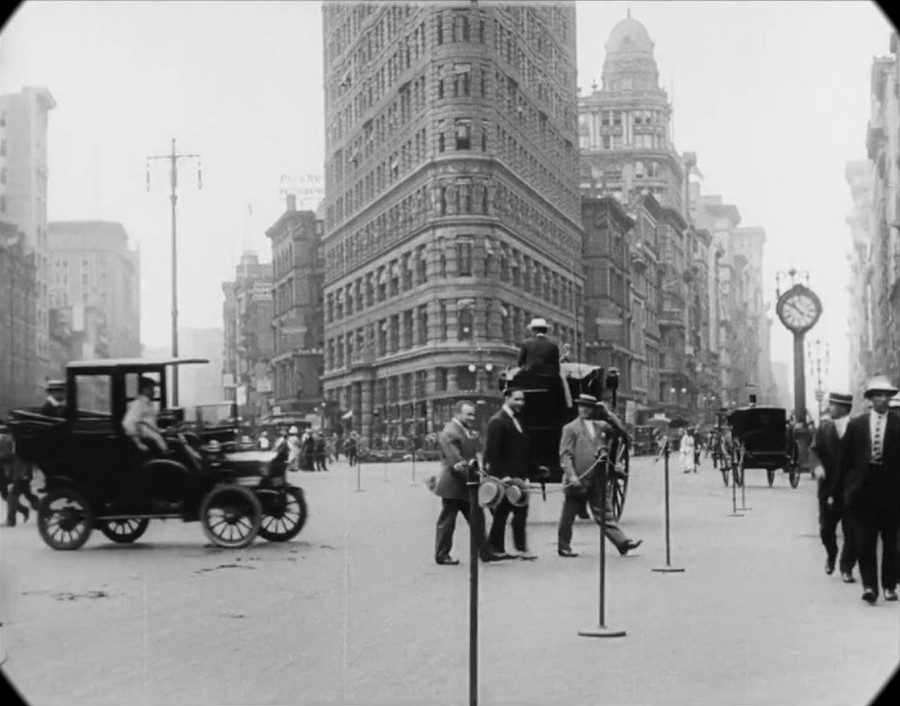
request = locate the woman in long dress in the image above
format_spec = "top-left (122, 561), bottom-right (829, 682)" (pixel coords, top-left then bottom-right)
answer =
top-left (679, 429), bottom-right (695, 473)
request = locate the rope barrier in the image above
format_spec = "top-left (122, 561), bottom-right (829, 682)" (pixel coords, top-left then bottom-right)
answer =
top-left (471, 451), bottom-right (623, 496)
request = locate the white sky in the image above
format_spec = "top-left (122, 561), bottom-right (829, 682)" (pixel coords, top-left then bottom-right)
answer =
top-left (0, 0), bottom-right (895, 400)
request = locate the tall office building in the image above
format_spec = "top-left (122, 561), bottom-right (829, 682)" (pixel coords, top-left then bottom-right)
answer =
top-left (0, 86), bottom-right (56, 393)
top-left (578, 14), bottom-right (683, 211)
top-left (47, 221), bottom-right (141, 369)
top-left (321, 4), bottom-right (582, 441)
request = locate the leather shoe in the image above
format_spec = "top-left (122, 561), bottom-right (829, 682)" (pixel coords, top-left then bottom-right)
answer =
top-left (861, 588), bottom-right (877, 605)
top-left (516, 552), bottom-right (538, 561)
top-left (479, 551), bottom-right (504, 563)
top-left (435, 556), bottom-right (460, 566)
top-left (558, 547), bottom-right (579, 558)
top-left (618, 539), bottom-right (643, 556)
top-left (825, 558), bottom-right (836, 575)
top-left (841, 572), bottom-right (856, 584)
top-left (884, 589), bottom-right (898, 602)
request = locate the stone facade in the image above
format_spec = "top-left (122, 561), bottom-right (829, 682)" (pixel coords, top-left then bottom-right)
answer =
top-left (0, 221), bottom-right (37, 412)
top-left (321, 3), bottom-right (582, 442)
top-left (266, 195), bottom-right (325, 419)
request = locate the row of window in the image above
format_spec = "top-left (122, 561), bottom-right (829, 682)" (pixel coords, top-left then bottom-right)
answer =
top-left (324, 299), bottom-right (579, 373)
top-left (325, 3), bottom-right (406, 65)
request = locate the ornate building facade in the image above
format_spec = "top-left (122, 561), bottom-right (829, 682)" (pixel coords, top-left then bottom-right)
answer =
top-left (321, 3), bottom-right (583, 441)
top-left (0, 221), bottom-right (37, 412)
top-left (845, 159), bottom-right (875, 401)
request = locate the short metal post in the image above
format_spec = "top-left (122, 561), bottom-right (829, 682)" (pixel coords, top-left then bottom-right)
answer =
top-left (579, 457), bottom-right (626, 638)
top-left (728, 458), bottom-right (744, 517)
top-left (355, 455), bottom-right (364, 493)
top-left (410, 447), bottom-right (417, 486)
top-left (738, 469), bottom-right (751, 511)
top-left (653, 441), bottom-right (684, 573)
top-left (466, 460), bottom-right (480, 706)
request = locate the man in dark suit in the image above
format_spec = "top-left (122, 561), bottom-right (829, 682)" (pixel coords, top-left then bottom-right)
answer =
top-left (811, 392), bottom-right (857, 581)
top-left (485, 387), bottom-right (535, 560)
top-left (557, 394), bottom-right (642, 557)
top-left (39, 380), bottom-right (66, 417)
top-left (517, 318), bottom-right (560, 374)
top-left (434, 401), bottom-right (504, 565)
top-left (837, 375), bottom-right (900, 604)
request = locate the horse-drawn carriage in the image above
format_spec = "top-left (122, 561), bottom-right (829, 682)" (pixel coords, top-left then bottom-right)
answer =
top-left (4, 357), bottom-right (308, 550)
top-left (499, 362), bottom-right (631, 520)
top-left (727, 405), bottom-right (802, 489)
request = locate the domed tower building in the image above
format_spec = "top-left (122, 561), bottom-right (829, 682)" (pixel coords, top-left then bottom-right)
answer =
top-left (578, 13), bottom-right (683, 210)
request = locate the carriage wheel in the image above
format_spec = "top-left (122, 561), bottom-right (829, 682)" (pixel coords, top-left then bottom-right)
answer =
top-left (766, 469), bottom-right (776, 487)
top-left (731, 446), bottom-right (745, 487)
top-left (257, 487), bottom-right (308, 542)
top-left (38, 487), bottom-right (94, 551)
top-left (200, 485), bottom-right (262, 549)
top-left (788, 442), bottom-right (801, 488)
top-left (607, 438), bottom-right (629, 522)
top-left (719, 450), bottom-right (730, 487)
top-left (99, 518), bottom-right (150, 544)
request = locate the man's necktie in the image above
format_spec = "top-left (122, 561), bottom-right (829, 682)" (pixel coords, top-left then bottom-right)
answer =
top-left (872, 414), bottom-right (884, 464)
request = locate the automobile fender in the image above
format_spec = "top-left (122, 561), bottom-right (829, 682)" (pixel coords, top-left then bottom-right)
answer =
top-left (140, 458), bottom-right (191, 476)
top-left (41, 474), bottom-right (88, 496)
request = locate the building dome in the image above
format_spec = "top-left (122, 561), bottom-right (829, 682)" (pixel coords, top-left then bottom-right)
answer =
top-left (604, 15), bottom-right (654, 55)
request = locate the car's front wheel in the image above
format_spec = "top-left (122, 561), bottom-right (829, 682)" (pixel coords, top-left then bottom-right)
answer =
top-left (38, 487), bottom-right (94, 550)
top-left (199, 485), bottom-right (261, 549)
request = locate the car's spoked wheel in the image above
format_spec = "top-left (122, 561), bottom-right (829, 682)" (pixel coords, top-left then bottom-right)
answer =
top-left (38, 487), bottom-right (94, 550)
top-left (200, 485), bottom-right (261, 548)
top-left (788, 443), bottom-right (801, 488)
top-left (98, 518), bottom-right (150, 543)
top-left (608, 438), bottom-right (629, 522)
top-left (257, 487), bottom-right (308, 542)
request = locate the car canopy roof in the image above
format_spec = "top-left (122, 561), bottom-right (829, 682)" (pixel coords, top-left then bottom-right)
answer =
top-left (66, 357), bottom-right (209, 373)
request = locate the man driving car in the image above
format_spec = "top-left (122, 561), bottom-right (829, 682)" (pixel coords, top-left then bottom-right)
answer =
top-left (122, 377), bottom-right (169, 454)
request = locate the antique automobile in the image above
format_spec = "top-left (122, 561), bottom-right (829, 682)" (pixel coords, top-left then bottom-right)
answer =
top-left (182, 401), bottom-right (245, 452)
top-left (499, 362), bottom-right (631, 521)
top-left (5, 357), bottom-right (308, 550)
top-left (631, 425), bottom-right (658, 455)
top-left (727, 405), bottom-right (801, 489)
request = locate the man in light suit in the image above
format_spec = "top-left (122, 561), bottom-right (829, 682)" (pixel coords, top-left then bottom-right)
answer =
top-left (837, 375), bottom-right (900, 604)
top-left (485, 387), bottom-right (535, 560)
top-left (811, 392), bottom-right (857, 581)
top-left (557, 394), bottom-right (642, 558)
top-left (434, 401), bottom-right (504, 565)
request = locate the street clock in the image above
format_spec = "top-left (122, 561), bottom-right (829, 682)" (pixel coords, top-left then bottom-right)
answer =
top-left (775, 284), bottom-right (822, 334)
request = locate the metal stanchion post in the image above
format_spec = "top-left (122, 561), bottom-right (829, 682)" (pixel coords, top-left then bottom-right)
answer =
top-left (579, 454), bottom-right (626, 638)
top-left (653, 441), bottom-right (684, 573)
top-left (383, 455), bottom-right (389, 483)
top-left (355, 455), bottom-right (364, 493)
top-left (738, 469), bottom-right (751, 511)
top-left (466, 459), bottom-right (480, 706)
top-left (410, 447), bottom-right (417, 487)
top-left (727, 453), bottom-right (744, 517)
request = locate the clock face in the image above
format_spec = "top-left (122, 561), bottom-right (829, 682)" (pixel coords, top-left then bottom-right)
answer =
top-left (777, 286), bottom-right (822, 332)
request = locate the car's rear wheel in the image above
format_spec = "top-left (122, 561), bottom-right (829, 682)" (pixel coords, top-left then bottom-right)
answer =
top-left (200, 485), bottom-right (261, 548)
top-left (98, 518), bottom-right (150, 543)
top-left (257, 487), bottom-right (307, 542)
top-left (38, 487), bottom-right (94, 550)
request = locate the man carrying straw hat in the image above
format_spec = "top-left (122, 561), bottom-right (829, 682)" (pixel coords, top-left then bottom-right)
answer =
top-left (837, 375), bottom-right (899, 604)
top-left (557, 393), bottom-right (642, 558)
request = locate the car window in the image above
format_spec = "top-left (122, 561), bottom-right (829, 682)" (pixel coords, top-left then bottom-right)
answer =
top-left (75, 375), bottom-right (112, 416)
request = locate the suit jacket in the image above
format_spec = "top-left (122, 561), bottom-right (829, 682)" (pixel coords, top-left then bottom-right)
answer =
top-left (517, 336), bottom-right (560, 373)
top-left (559, 418), bottom-right (611, 484)
top-left (483, 409), bottom-right (529, 480)
top-left (837, 411), bottom-right (900, 510)
top-left (436, 419), bottom-right (479, 501)
top-left (810, 417), bottom-right (844, 500)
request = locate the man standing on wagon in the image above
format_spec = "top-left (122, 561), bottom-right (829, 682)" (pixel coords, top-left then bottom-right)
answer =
top-left (517, 317), bottom-right (573, 408)
top-left (811, 392), bottom-right (857, 582)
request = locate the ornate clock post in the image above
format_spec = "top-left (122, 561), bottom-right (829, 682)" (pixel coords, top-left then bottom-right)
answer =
top-left (775, 270), bottom-right (823, 425)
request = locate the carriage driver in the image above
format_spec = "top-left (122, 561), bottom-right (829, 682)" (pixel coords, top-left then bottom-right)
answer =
top-left (122, 377), bottom-right (169, 454)
top-left (517, 317), bottom-right (573, 408)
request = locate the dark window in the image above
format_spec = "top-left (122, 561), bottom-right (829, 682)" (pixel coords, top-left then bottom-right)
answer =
top-left (456, 237), bottom-right (473, 276)
top-left (455, 120), bottom-right (471, 150)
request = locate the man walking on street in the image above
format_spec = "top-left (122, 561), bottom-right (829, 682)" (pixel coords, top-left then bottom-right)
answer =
top-left (837, 375), bottom-right (900, 604)
top-left (485, 387), bottom-right (536, 560)
top-left (811, 392), bottom-right (857, 582)
top-left (434, 401), bottom-right (504, 565)
top-left (557, 394), bottom-right (642, 558)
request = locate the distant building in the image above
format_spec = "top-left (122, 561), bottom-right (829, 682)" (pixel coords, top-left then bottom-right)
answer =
top-left (178, 327), bottom-right (225, 406)
top-left (0, 221), bottom-right (37, 412)
top-left (223, 251), bottom-right (274, 422)
top-left (46, 221), bottom-right (141, 374)
top-left (266, 194), bottom-right (325, 419)
top-left (0, 86), bottom-right (56, 392)
top-left (845, 159), bottom-right (875, 400)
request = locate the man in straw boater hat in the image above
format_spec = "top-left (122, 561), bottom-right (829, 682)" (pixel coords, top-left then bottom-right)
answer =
top-left (433, 401), bottom-right (506, 565)
top-left (39, 379), bottom-right (67, 417)
top-left (837, 374), bottom-right (900, 604)
top-left (811, 392), bottom-right (857, 582)
top-left (484, 387), bottom-right (536, 560)
top-left (517, 317), bottom-right (573, 408)
top-left (557, 394), bottom-right (642, 558)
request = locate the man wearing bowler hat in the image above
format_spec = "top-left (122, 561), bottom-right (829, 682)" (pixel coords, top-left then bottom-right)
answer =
top-left (811, 392), bottom-right (857, 582)
top-left (837, 375), bottom-right (900, 604)
top-left (433, 401), bottom-right (505, 565)
top-left (557, 394), bottom-right (642, 558)
top-left (485, 387), bottom-right (535, 560)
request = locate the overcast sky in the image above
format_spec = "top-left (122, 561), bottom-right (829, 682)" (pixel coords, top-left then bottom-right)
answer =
top-left (0, 1), bottom-right (895, 398)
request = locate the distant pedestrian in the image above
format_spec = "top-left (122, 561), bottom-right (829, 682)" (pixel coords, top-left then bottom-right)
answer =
top-left (679, 429), bottom-right (695, 473)
top-left (3, 441), bottom-right (40, 527)
top-left (258, 431), bottom-right (271, 451)
top-left (692, 430), bottom-right (702, 470)
top-left (811, 392), bottom-right (857, 582)
top-left (314, 432), bottom-right (328, 471)
top-left (345, 432), bottom-right (359, 466)
top-left (837, 375), bottom-right (899, 604)
top-left (286, 426), bottom-right (301, 472)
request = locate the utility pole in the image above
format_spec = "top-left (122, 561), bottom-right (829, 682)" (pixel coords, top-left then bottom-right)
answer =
top-left (146, 138), bottom-right (202, 406)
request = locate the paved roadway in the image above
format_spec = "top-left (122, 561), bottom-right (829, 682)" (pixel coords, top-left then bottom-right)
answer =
top-left (1, 454), bottom-right (898, 706)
